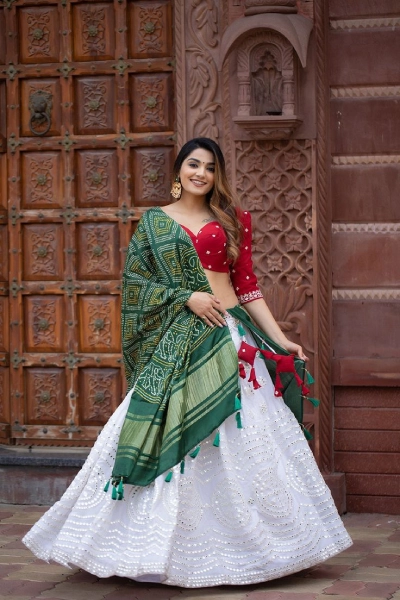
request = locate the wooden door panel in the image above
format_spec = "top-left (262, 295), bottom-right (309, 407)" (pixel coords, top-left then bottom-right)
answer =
top-left (74, 76), bottom-right (116, 135)
top-left (22, 223), bottom-right (64, 280)
top-left (24, 295), bottom-right (66, 353)
top-left (0, 226), bottom-right (7, 283)
top-left (78, 367), bottom-right (121, 426)
top-left (76, 222), bottom-right (120, 280)
top-left (25, 368), bottom-right (66, 425)
top-left (3, 0), bottom-right (175, 446)
top-left (18, 5), bottom-right (61, 64)
top-left (20, 78), bottom-right (62, 137)
top-left (0, 9), bottom-right (5, 65)
top-left (75, 149), bottom-right (119, 208)
top-left (78, 295), bottom-right (121, 354)
top-left (0, 368), bottom-right (10, 436)
top-left (72, 2), bottom-right (116, 61)
top-left (130, 73), bottom-right (174, 132)
top-left (132, 146), bottom-right (174, 207)
top-left (21, 152), bottom-right (64, 208)
top-left (128, 1), bottom-right (173, 58)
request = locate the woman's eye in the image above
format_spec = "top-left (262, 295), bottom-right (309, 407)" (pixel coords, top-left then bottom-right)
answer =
top-left (188, 163), bottom-right (197, 168)
top-left (207, 167), bottom-right (215, 173)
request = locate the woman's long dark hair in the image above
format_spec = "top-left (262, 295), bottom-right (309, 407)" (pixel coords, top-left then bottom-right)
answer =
top-left (172, 137), bottom-right (243, 263)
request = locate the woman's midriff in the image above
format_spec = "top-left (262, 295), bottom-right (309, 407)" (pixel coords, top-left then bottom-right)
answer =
top-left (203, 269), bottom-right (239, 312)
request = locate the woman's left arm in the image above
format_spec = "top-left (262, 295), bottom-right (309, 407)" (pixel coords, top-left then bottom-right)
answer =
top-left (244, 298), bottom-right (308, 361)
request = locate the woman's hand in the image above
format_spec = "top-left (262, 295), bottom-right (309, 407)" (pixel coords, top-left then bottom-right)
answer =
top-left (186, 292), bottom-right (226, 328)
top-left (281, 338), bottom-right (308, 362)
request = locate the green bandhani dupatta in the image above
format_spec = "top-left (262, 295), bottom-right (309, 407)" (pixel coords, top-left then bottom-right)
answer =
top-left (109, 207), bottom-right (314, 495)
top-left (111, 208), bottom-right (239, 487)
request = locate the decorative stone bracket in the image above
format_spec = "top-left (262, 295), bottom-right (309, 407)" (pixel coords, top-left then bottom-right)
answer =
top-left (219, 13), bottom-right (313, 139)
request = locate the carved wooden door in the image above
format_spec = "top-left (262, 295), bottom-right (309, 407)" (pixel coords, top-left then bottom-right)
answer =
top-left (0, 0), bottom-right (175, 446)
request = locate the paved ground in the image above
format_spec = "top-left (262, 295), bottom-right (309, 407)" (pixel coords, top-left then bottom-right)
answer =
top-left (0, 506), bottom-right (399, 600)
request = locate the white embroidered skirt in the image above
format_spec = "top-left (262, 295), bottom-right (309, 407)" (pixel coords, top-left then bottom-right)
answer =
top-left (23, 315), bottom-right (352, 587)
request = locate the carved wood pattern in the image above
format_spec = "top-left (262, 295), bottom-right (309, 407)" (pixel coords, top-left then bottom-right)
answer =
top-left (132, 147), bottom-right (174, 206)
top-left (25, 368), bottom-right (65, 423)
top-left (4, 0), bottom-right (174, 445)
top-left (79, 296), bottom-right (120, 353)
top-left (24, 296), bottom-right (65, 353)
top-left (18, 6), bottom-right (60, 63)
top-left (77, 223), bottom-right (120, 280)
top-left (75, 150), bottom-right (118, 208)
top-left (22, 224), bottom-right (63, 280)
top-left (21, 152), bottom-right (63, 208)
top-left (129, 2), bottom-right (172, 58)
top-left (0, 297), bottom-right (7, 352)
top-left (75, 77), bottom-right (115, 134)
top-left (131, 73), bottom-right (173, 132)
top-left (79, 368), bottom-right (121, 425)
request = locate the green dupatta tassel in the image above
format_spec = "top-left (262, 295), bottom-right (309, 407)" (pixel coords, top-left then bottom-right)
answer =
top-left (103, 479), bottom-right (110, 493)
top-left (165, 471), bottom-right (173, 482)
top-left (236, 411), bottom-right (243, 429)
top-left (213, 431), bottom-right (220, 447)
top-left (117, 479), bottom-right (124, 500)
top-left (189, 445), bottom-right (201, 459)
top-left (234, 395), bottom-right (242, 411)
top-left (180, 459), bottom-right (185, 474)
top-left (238, 323), bottom-right (246, 337)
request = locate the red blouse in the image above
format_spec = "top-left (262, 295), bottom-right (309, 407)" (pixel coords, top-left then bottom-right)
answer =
top-left (181, 210), bottom-right (263, 305)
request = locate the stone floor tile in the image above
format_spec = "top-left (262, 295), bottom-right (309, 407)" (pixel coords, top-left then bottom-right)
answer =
top-left (359, 554), bottom-right (400, 568)
top-left (0, 524), bottom-right (31, 536)
top-left (321, 580), bottom-right (366, 595)
top-left (388, 532), bottom-right (400, 542)
top-left (0, 562), bottom-right (22, 577)
top-left (64, 569), bottom-right (97, 583)
top-left (316, 596), bottom-right (383, 600)
top-left (340, 540), bottom-right (381, 555)
top-left (249, 577), bottom-right (334, 594)
top-left (362, 582), bottom-right (400, 597)
top-left (340, 567), bottom-right (400, 583)
top-left (390, 590), bottom-right (400, 600)
top-left (39, 581), bottom-right (121, 600)
top-left (0, 511), bottom-right (45, 525)
top-left (302, 564), bottom-right (352, 579)
top-left (172, 592), bottom-right (248, 600)
top-left (0, 579), bottom-right (57, 596)
top-left (373, 543), bottom-right (400, 554)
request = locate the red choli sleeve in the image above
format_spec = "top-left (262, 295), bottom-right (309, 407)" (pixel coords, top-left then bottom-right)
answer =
top-left (230, 210), bottom-right (263, 305)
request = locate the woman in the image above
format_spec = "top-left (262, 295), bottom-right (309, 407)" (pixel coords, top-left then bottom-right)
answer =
top-left (23, 138), bottom-right (351, 587)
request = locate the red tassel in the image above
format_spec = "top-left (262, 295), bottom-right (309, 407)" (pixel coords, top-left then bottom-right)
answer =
top-left (253, 378), bottom-right (262, 390)
top-left (238, 362), bottom-right (246, 379)
top-left (249, 366), bottom-right (256, 383)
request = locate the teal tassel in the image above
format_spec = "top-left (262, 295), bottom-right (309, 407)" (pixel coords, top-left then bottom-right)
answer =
top-left (189, 445), bottom-right (200, 459)
top-left (236, 411), bottom-right (243, 429)
top-left (111, 485), bottom-right (117, 500)
top-left (238, 323), bottom-right (246, 337)
top-left (103, 480), bottom-right (110, 493)
top-left (213, 431), bottom-right (220, 447)
top-left (165, 471), bottom-right (173, 482)
top-left (234, 395), bottom-right (242, 411)
top-left (117, 479), bottom-right (124, 500)
top-left (307, 396), bottom-right (320, 407)
top-left (306, 371), bottom-right (315, 385)
top-left (303, 426), bottom-right (313, 440)
top-left (180, 459), bottom-right (185, 474)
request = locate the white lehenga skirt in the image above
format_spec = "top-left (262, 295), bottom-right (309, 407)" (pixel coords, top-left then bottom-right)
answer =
top-left (23, 315), bottom-right (352, 588)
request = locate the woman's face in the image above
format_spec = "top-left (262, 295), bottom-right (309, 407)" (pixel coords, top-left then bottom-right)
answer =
top-left (179, 148), bottom-right (215, 198)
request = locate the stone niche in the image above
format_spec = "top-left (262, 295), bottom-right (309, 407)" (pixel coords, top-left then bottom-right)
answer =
top-left (219, 1), bottom-right (313, 139)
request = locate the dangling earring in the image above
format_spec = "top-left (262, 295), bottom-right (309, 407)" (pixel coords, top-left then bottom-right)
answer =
top-left (170, 177), bottom-right (182, 199)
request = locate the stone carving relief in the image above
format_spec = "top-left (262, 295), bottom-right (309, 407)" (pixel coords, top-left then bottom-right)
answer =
top-left (237, 31), bottom-right (295, 118)
top-left (236, 139), bottom-right (313, 350)
top-left (27, 11), bottom-right (51, 57)
top-left (32, 300), bottom-right (57, 347)
top-left (81, 6), bottom-right (106, 55)
top-left (187, 0), bottom-right (220, 139)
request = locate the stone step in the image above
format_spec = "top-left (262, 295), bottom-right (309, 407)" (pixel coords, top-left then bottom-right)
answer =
top-left (0, 445), bottom-right (89, 505)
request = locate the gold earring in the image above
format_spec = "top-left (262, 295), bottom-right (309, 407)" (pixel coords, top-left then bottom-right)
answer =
top-left (170, 177), bottom-right (182, 199)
